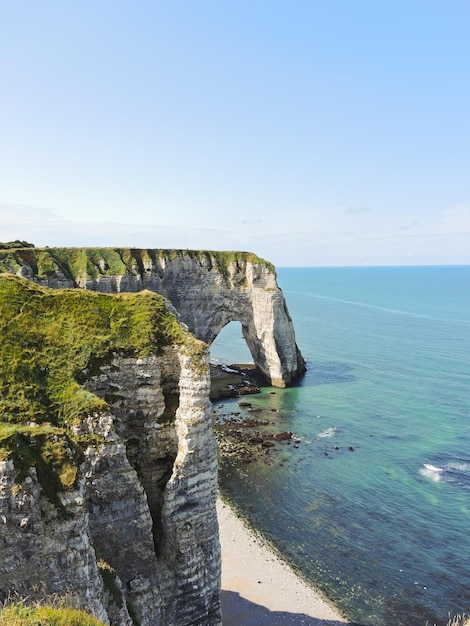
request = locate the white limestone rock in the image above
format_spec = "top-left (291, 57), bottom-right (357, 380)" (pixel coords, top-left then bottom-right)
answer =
top-left (9, 248), bottom-right (305, 387)
top-left (0, 345), bottom-right (221, 626)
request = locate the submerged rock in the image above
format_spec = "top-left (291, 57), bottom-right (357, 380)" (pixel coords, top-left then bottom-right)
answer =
top-left (275, 431), bottom-right (293, 441)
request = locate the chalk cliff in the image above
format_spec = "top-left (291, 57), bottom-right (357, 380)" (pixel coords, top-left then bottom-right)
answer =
top-left (0, 246), bottom-right (305, 625)
top-left (0, 275), bottom-right (220, 625)
top-left (0, 248), bottom-right (305, 387)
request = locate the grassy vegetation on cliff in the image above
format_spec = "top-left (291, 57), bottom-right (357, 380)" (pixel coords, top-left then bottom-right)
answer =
top-left (0, 240), bottom-right (35, 250)
top-left (0, 602), bottom-right (106, 626)
top-left (0, 247), bottom-right (275, 281)
top-left (0, 274), bottom-right (190, 491)
top-left (0, 274), bottom-right (186, 425)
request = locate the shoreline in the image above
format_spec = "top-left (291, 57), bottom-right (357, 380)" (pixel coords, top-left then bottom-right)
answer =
top-left (217, 495), bottom-right (349, 625)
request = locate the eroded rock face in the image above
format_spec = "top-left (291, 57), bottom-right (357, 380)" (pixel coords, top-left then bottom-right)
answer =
top-left (0, 248), bottom-right (304, 624)
top-left (2, 248), bottom-right (305, 387)
top-left (135, 255), bottom-right (305, 387)
top-left (0, 459), bottom-right (111, 625)
top-left (0, 347), bottom-right (221, 626)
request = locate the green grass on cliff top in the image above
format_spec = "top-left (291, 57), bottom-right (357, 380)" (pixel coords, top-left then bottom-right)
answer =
top-left (0, 274), bottom-right (187, 425)
top-left (0, 603), bottom-right (106, 626)
top-left (0, 274), bottom-right (191, 489)
top-left (0, 247), bottom-right (274, 281)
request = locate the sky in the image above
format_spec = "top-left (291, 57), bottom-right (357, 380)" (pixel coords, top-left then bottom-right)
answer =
top-left (1, 0), bottom-right (469, 267)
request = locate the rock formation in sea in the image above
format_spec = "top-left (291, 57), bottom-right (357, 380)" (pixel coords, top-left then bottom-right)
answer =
top-left (0, 247), bottom-right (304, 626)
top-left (0, 247), bottom-right (305, 387)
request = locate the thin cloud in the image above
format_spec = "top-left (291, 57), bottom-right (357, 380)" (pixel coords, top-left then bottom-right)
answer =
top-left (346, 206), bottom-right (372, 214)
top-left (439, 204), bottom-right (470, 232)
top-left (0, 205), bottom-right (239, 250)
top-left (2, 204), bottom-right (469, 267)
top-left (246, 229), bottom-right (353, 245)
top-left (397, 221), bottom-right (422, 231)
top-left (0, 203), bottom-right (59, 222)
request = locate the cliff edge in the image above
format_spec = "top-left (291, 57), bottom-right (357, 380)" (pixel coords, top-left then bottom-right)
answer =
top-left (0, 248), bottom-right (305, 387)
top-left (0, 274), bottom-right (220, 626)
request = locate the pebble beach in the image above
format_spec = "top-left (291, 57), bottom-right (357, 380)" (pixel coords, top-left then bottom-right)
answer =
top-left (217, 497), bottom-right (349, 625)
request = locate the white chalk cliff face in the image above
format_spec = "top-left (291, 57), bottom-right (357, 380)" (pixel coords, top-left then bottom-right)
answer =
top-left (4, 248), bottom-right (306, 387)
top-left (0, 347), bottom-right (221, 626)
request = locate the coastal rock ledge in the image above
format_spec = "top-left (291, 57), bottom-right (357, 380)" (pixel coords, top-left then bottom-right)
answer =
top-left (0, 247), bottom-right (306, 387)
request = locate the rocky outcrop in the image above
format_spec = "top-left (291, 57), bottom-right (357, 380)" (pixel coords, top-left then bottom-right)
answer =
top-left (0, 248), bottom-right (305, 387)
top-left (0, 458), bottom-right (111, 624)
top-left (0, 246), bottom-right (305, 625)
top-left (0, 276), bottom-right (220, 625)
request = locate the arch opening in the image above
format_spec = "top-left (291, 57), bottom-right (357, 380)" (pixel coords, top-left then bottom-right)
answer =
top-left (209, 321), bottom-right (253, 367)
top-left (209, 321), bottom-right (261, 401)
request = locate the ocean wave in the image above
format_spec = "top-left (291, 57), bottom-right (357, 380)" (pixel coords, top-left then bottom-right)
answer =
top-left (317, 427), bottom-right (338, 438)
top-left (420, 464), bottom-right (444, 482)
top-left (446, 461), bottom-right (470, 473)
top-left (420, 461), bottom-right (470, 486)
top-left (292, 433), bottom-right (312, 444)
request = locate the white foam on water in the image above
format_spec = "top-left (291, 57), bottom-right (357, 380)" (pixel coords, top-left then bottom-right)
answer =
top-left (317, 427), bottom-right (338, 438)
top-left (292, 433), bottom-right (312, 444)
top-left (222, 365), bottom-right (240, 373)
top-left (446, 462), bottom-right (470, 473)
top-left (420, 463), bottom-right (444, 482)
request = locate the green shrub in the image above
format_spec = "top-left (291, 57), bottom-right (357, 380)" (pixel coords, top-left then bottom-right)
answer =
top-left (0, 241), bottom-right (35, 250)
top-left (0, 602), bottom-right (106, 626)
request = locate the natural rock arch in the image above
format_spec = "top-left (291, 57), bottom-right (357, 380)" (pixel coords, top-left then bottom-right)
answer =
top-left (1, 247), bottom-right (306, 387)
top-left (138, 254), bottom-right (305, 387)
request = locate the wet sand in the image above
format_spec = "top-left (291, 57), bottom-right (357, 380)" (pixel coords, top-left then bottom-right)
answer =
top-left (217, 497), bottom-right (349, 625)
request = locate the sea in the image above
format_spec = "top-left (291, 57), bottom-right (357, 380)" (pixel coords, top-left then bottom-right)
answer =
top-left (210, 266), bottom-right (470, 626)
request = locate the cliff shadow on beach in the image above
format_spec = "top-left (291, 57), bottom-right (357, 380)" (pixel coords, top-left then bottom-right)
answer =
top-left (220, 590), bottom-right (366, 626)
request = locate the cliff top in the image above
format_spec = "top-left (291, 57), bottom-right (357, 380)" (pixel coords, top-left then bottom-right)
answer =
top-left (0, 274), bottom-right (194, 493)
top-left (0, 247), bottom-right (274, 281)
top-left (0, 239), bottom-right (35, 250)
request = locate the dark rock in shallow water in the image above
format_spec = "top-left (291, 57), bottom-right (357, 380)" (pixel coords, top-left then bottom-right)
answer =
top-left (261, 441), bottom-right (275, 448)
top-left (210, 364), bottom-right (262, 399)
top-left (237, 385), bottom-right (260, 395)
top-left (275, 431), bottom-right (293, 441)
top-left (241, 418), bottom-right (269, 427)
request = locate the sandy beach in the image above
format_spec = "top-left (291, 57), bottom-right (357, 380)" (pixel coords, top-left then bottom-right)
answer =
top-left (217, 497), bottom-right (349, 625)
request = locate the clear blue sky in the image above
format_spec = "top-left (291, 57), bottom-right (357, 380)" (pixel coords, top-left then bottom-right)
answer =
top-left (1, 0), bottom-right (469, 266)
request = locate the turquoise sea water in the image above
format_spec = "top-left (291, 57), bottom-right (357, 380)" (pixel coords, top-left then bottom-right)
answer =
top-left (211, 266), bottom-right (470, 626)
